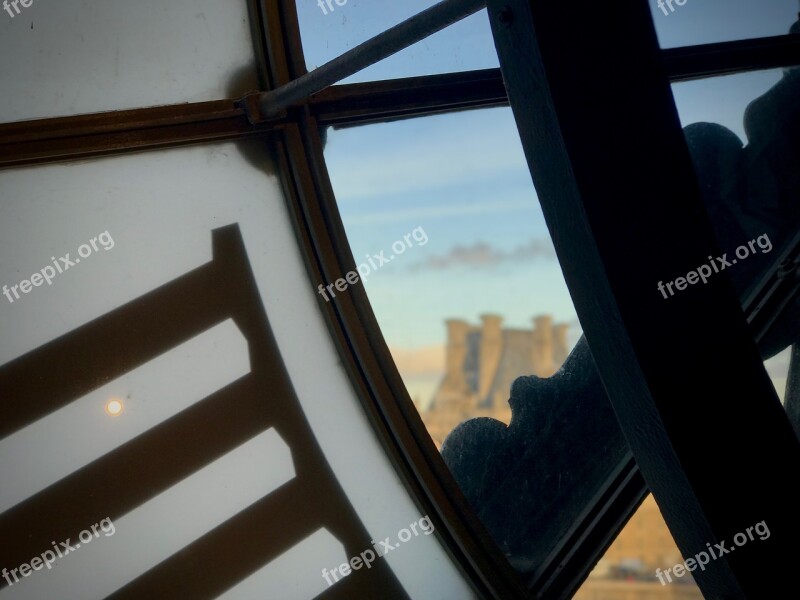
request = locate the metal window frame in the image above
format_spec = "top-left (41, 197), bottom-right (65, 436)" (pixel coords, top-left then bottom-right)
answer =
top-left (485, 0), bottom-right (800, 598)
top-left (3, 30), bottom-right (799, 168)
top-left (259, 3), bottom-right (528, 596)
top-left (1, 1), bottom-right (799, 598)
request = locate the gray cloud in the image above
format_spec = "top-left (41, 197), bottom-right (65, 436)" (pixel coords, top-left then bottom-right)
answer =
top-left (412, 238), bottom-right (556, 270)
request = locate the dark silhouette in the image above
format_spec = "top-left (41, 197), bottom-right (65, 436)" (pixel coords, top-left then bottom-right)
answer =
top-left (443, 14), bottom-right (800, 572)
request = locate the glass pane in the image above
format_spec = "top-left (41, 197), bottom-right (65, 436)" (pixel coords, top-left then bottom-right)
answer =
top-left (648, 0), bottom-right (799, 49)
top-left (324, 107), bottom-right (579, 433)
top-left (0, 0), bottom-right (259, 123)
top-left (295, 1), bottom-right (498, 83)
top-left (575, 496), bottom-right (704, 598)
top-left (672, 66), bottom-right (800, 363)
top-left (324, 107), bottom-right (630, 576)
top-left (0, 141), bottom-right (475, 598)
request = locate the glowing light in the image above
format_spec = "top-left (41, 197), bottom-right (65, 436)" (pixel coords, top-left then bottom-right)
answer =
top-left (105, 398), bottom-right (124, 417)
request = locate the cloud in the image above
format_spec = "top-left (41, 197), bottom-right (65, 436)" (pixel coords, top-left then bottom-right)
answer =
top-left (411, 238), bottom-right (556, 271)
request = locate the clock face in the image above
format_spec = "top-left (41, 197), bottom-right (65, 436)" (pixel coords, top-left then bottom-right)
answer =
top-left (0, 142), bottom-right (474, 599)
top-left (2, 1), bottom-right (798, 598)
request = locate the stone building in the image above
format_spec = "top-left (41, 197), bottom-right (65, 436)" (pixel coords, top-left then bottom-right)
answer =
top-left (422, 314), bottom-right (570, 448)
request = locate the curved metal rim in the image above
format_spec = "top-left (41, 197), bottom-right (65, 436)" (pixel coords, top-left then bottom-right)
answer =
top-left (261, 1), bottom-right (531, 598)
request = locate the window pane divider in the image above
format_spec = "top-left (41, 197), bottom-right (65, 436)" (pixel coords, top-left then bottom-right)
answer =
top-left (2, 32), bottom-right (798, 169)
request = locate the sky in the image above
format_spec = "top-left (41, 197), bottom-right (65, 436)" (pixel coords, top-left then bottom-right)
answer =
top-left (294, 0), bottom-right (799, 405)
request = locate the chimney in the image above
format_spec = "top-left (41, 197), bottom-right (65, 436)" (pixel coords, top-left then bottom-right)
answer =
top-left (443, 319), bottom-right (469, 393)
top-left (552, 323), bottom-right (570, 367)
top-left (532, 315), bottom-right (554, 376)
top-left (478, 314), bottom-right (503, 403)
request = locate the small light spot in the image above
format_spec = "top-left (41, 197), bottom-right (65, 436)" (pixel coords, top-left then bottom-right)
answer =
top-left (105, 398), bottom-right (124, 417)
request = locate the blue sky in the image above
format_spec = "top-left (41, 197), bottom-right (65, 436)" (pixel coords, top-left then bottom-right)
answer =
top-left (294, 1), bottom-right (798, 403)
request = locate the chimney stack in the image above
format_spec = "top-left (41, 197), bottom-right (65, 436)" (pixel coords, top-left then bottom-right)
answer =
top-left (532, 315), bottom-right (555, 376)
top-left (478, 314), bottom-right (503, 404)
top-left (444, 319), bottom-right (470, 394)
top-left (552, 322), bottom-right (570, 367)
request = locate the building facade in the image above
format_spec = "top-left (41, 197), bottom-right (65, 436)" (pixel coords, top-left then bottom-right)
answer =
top-left (422, 314), bottom-right (570, 448)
